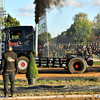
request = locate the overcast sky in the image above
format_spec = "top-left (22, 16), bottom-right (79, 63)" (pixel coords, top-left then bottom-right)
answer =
top-left (2, 0), bottom-right (100, 38)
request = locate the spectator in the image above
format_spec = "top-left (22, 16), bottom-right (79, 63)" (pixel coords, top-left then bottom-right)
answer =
top-left (0, 45), bottom-right (18, 98)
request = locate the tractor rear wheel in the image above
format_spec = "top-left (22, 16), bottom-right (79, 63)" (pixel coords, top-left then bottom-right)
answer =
top-left (68, 57), bottom-right (87, 74)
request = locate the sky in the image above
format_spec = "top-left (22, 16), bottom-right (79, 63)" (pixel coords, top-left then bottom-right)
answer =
top-left (1, 0), bottom-right (100, 38)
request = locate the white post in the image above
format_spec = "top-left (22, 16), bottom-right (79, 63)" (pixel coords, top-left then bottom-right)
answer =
top-left (45, 14), bottom-right (49, 57)
top-left (47, 31), bottom-right (49, 57)
top-left (35, 24), bottom-right (38, 57)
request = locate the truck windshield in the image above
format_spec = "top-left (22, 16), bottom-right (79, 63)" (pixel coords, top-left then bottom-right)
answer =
top-left (10, 31), bottom-right (21, 40)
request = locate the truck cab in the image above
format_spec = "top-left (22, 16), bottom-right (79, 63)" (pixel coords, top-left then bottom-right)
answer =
top-left (3, 26), bottom-right (35, 73)
top-left (4, 26), bottom-right (35, 54)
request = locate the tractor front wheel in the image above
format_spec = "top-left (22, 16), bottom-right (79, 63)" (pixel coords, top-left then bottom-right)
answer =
top-left (18, 56), bottom-right (29, 73)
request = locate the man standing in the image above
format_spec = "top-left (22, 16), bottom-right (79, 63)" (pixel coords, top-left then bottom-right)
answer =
top-left (0, 45), bottom-right (18, 98)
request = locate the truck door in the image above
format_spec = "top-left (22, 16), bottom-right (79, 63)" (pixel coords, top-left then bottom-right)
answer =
top-left (23, 30), bottom-right (34, 52)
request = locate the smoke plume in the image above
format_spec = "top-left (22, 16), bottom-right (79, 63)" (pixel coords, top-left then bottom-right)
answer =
top-left (34, 0), bottom-right (65, 24)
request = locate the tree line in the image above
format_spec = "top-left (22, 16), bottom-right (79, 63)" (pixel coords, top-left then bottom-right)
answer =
top-left (0, 15), bottom-right (20, 27)
top-left (0, 15), bottom-right (20, 40)
top-left (1, 12), bottom-right (100, 46)
top-left (50, 12), bottom-right (100, 45)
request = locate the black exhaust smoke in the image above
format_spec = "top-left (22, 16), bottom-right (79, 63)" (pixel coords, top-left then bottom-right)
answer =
top-left (34, 0), bottom-right (65, 24)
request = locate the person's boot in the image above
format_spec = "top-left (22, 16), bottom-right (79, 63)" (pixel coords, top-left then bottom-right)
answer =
top-left (11, 94), bottom-right (14, 97)
top-left (4, 94), bottom-right (8, 98)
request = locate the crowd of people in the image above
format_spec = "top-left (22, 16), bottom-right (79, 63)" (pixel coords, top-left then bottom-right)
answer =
top-left (38, 42), bottom-right (100, 58)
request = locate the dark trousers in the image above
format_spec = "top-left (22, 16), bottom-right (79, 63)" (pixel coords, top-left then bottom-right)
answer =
top-left (3, 72), bottom-right (15, 95)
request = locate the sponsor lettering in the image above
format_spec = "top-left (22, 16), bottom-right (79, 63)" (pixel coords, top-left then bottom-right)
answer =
top-left (9, 41), bottom-right (21, 46)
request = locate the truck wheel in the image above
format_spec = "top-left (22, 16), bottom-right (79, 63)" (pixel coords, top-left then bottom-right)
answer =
top-left (68, 57), bottom-right (87, 74)
top-left (18, 56), bottom-right (29, 73)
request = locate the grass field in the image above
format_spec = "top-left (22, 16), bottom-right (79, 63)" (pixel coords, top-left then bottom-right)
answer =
top-left (0, 78), bottom-right (100, 97)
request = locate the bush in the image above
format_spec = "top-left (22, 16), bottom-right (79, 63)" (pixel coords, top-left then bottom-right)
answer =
top-left (26, 52), bottom-right (38, 78)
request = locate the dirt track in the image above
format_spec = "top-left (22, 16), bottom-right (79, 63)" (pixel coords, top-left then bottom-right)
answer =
top-left (0, 67), bottom-right (100, 100)
top-left (0, 67), bottom-right (100, 80)
top-left (12, 67), bottom-right (100, 79)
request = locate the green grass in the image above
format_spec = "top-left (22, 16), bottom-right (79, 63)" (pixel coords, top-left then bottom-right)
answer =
top-left (13, 91), bottom-right (97, 97)
top-left (0, 78), bottom-right (100, 97)
top-left (0, 78), bottom-right (99, 88)
top-left (37, 80), bottom-right (47, 84)
top-left (57, 80), bottom-right (62, 82)
top-left (0, 81), bottom-right (3, 85)
top-left (88, 78), bottom-right (99, 82)
top-left (47, 80), bottom-right (56, 83)
top-left (93, 62), bottom-right (100, 65)
top-left (71, 78), bottom-right (86, 82)
top-left (0, 78), bottom-right (99, 87)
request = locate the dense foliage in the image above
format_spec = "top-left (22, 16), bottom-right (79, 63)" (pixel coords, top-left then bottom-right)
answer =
top-left (67, 20), bottom-right (92, 43)
top-left (1, 15), bottom-right (20, 40)
top-left (38, 32), bottom-right (51, 46)
top-left (26, 52), bottom-right (38, 78)
top-left (0, 16), bottom-right (3, 25)
top-left (93, 14), bottom-right (100, 36)
top-left (4, 15), bottom-right (20, 27)
top-left (51, 12), bottom-right (100, 44)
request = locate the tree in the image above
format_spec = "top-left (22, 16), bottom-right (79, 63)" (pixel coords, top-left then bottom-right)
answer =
top-left (4, 15), bottom-right (20, 27)
top-left (56, 31), bottom-right (68, 44)
top-left (38, 32), bottom-right (51, 46)
top-left (0, 16), bottom-right (3, 25)
top-left (50, 37), bottom-right (57, 44)
top-left (93, 14), bottom-right (100, 36)
top-left (73, 12), bottom-right (88, 22)
top-left (26, 52), bottom-right (38, 85)
top-left (0, 7), bottom-right (3, 25)
top-left (26, 52), bottom-right (38, 79)
top-left (2, 15), bottom-right (20, 40)
top-left (67, 13), bottom-right (92, 43)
